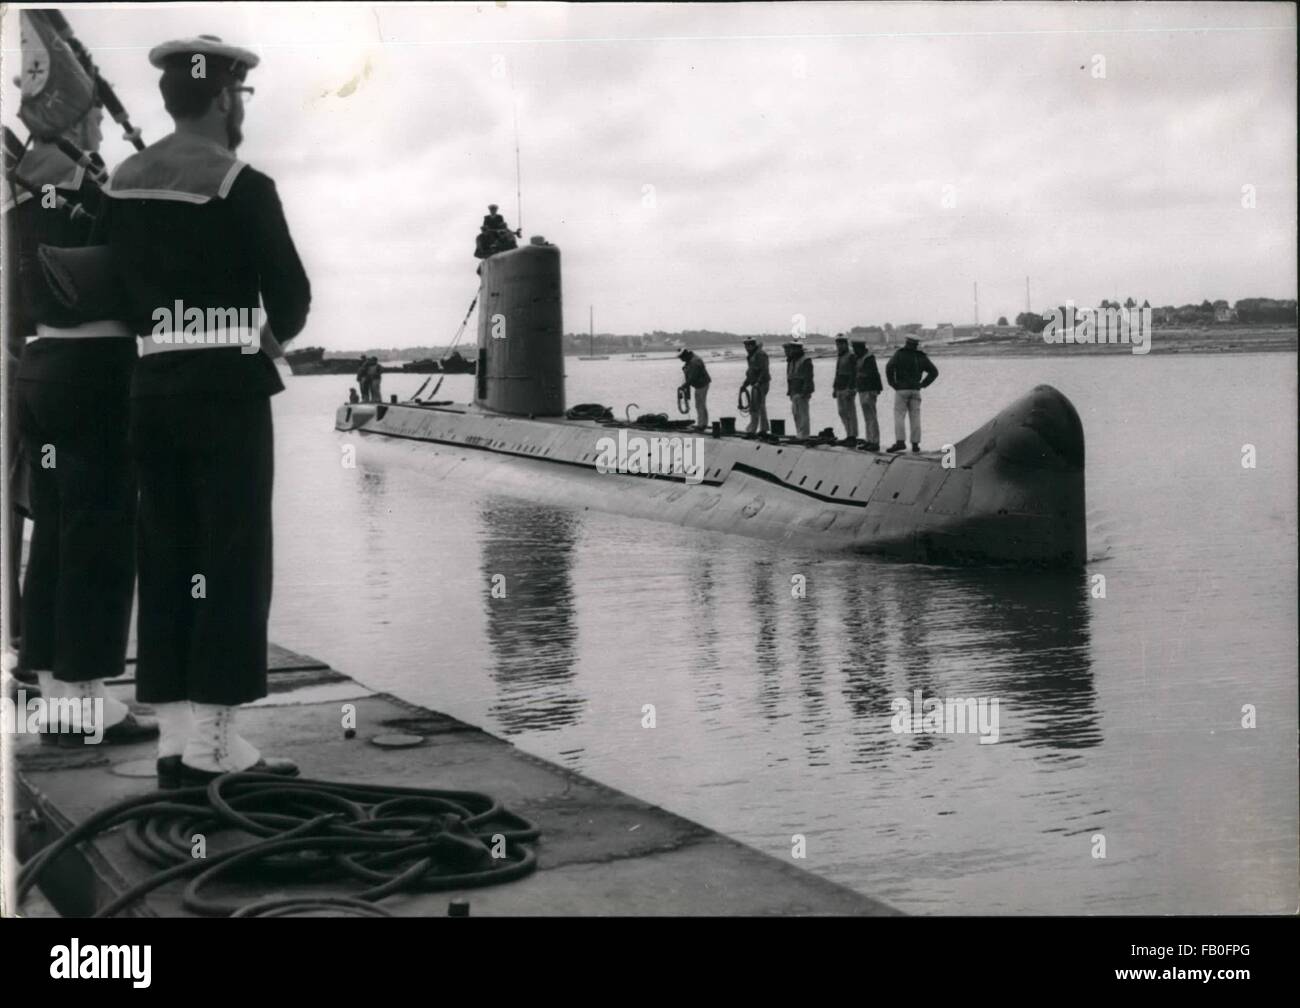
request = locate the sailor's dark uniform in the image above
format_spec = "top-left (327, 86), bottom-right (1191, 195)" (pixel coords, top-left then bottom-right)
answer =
top-left (102, 132), bottom-right (310, 705)
top-left (6, 144), bottom-right (137, 682)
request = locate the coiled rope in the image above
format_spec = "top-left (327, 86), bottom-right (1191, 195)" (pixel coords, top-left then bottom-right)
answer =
top-left (18, 772), bottom-right (539, 917)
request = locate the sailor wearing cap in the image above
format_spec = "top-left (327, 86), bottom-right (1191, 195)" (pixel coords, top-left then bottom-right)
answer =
top-left (884, 334), bottom-right (939, 453)
top-left (740, 337), bottom-right (770, 434)
top-left (677, 349), bottom-right (711, 432)
top-left (783, 342), bottom-right (814, 438)
top-left (832, 334), bottom-right (858, 443)
top-left (851, 339), bottom-right (882, 451)
top-left (476, 202), bottom-right (518, 261)
top-left (6, 80), bottom-right (155, 742)
top-left (101, 34), bottom-right (311, 786)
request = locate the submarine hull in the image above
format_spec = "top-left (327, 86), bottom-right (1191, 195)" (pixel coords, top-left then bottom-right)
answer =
top-left (335, 384), bottom-right (1087, 568)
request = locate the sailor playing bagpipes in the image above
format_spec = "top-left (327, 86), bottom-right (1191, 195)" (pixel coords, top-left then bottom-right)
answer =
top-left (5, 10), bottom-right (155, 745)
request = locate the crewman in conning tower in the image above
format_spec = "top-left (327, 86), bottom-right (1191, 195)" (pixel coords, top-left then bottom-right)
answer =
top-left (475, 202), bottom-right (519, 261)
top-left (102, 34), bottom-right (311, 788)
top-left (483, 203), bottom-right (511, 233)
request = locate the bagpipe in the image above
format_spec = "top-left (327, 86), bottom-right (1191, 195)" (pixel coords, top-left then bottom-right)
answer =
top-left (22, 10), bottom-right (145, 151)
top-left (6, 10), bottom-right (145, 322)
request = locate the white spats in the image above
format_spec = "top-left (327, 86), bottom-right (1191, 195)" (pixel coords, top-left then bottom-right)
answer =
top-left (153, 701), bottom-right (196, 759)
top-left (183, 703), bottom-right (261, 773)
top-left (65, 678), bottom-right (129, 729)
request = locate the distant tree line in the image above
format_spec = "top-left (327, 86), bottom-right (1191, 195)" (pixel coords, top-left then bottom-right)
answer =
top-left (1232, 298), bottom-right (1299, 323)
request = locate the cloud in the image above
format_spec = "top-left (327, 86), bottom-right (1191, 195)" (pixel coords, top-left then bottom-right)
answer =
top-left (2, 2), bottom-right (1293, 343)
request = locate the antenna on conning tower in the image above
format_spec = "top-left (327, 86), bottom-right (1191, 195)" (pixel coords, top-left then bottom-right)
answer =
top-left (510, 80), bottom-right (523, 236)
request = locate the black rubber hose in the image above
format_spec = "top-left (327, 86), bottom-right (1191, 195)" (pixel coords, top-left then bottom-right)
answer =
top-left (20, 772), bottom-right (540, 918)
top-left (231, 895), bottom-right (395, 917)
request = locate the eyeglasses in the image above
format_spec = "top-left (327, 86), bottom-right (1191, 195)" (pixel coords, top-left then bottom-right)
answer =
top-left (227, 85), bottom-right (255, 103)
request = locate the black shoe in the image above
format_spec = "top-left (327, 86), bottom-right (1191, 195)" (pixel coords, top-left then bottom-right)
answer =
top-left (864, 442), bottom-right (880, 452)
top-left (156, 755), bottom-right (183, 789)
top-left (163, 756), bottom-right (301, 789)
top-left (886, 442), bottom-right (906, 453)
top-left (911, 443), bottom-right (921, 453)
top-left (57, 711), bottom-right (159, 748)
top-left (11, 666), bottom-right (39, 687)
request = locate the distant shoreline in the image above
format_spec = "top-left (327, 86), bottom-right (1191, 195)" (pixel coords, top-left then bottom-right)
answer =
top-left (319, 326), bottom-right (1296, 362)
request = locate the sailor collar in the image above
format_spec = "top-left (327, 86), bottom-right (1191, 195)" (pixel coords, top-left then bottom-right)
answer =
top-left (105, 132), bottom-right (247, 204)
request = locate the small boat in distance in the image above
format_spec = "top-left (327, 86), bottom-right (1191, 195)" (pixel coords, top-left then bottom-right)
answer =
top-left (399, 350), bottom-right (477, 374)
top-left (285, 346), bottom-right (363, 376)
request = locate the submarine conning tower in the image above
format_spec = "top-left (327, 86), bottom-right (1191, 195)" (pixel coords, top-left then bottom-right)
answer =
top-left (474, 239), bottom-right (565, 417)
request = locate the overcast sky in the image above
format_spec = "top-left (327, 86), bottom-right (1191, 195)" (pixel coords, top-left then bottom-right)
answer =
top-left (3, 2), bottom-right (1295, 349)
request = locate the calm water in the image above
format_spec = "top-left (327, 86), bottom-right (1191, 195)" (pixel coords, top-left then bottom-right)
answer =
top-left (267, 353), bottom-right (1297, 914)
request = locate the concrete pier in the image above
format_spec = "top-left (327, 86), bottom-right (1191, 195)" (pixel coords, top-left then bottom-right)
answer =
top-left (12, 646), bottom-right (897, 916)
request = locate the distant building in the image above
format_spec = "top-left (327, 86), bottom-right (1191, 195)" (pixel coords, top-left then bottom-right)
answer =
top-left (1214, 305), bottom-right (1237, 323)
top-left (848, 325), bottom-right (889, 347)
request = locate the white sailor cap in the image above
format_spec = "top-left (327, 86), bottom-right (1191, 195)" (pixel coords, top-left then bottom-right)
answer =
top-left (148, 35), bottom-right (260, 72)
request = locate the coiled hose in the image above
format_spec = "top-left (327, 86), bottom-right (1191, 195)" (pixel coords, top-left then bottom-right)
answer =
top-left (18, 772), bottom-right (539, 917)
top-left (737, 385), bottom-right (751, 413)
top-left (676, 385), bottom-right (691, 415)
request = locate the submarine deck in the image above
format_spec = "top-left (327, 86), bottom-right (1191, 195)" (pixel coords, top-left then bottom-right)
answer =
top-left (12, 643), bottom-right (897, 917)
top-left (338, 387), bottom-right (1087, 569)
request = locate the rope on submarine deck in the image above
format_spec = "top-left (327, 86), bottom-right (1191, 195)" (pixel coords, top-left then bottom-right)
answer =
top-left (17, 772), bottom-right (540, 917)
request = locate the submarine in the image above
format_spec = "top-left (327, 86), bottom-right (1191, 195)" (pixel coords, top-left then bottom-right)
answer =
top-left (335, 239), bottom-right (1087, 568)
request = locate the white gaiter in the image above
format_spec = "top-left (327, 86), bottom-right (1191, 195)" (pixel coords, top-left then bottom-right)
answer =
top-left (183, 703), bottom-right (261, 773)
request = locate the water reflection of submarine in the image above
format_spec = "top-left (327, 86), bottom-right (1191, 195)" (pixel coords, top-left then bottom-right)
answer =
top-left (336, 240), bottom-right (1087, 568)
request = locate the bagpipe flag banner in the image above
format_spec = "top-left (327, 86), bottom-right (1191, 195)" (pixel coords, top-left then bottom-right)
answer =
top-left (16, 11), bottom-right (96, 142)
